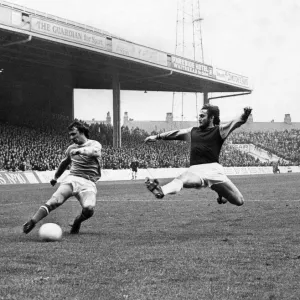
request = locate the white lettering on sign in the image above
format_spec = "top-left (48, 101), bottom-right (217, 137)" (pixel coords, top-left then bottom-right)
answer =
top-left (215, 68), bottom-right (249, 88)
top-left (232, 144), bottom-right (250, 152)
top-left (171, 56), bottom-right (214, 78)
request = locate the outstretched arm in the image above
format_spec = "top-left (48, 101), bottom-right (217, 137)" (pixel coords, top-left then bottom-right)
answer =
top-left (144, 128), bottom-right (193, 143)
top-left (220, 107), bottom-right (252, 140)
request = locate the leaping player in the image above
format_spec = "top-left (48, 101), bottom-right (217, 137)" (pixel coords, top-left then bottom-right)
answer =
top-left (144, 104), bottom-right (252, 206)
top-left (23, 121), bottom-right (102, 235)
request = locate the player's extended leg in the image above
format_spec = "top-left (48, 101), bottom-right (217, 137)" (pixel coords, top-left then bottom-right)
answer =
top-left (23, 184), bottom-right (73, 234)
top-left (211, 180), bottom-right (244, 206)
top-left (70, 191), bottom-right (96, 234)
top-left (145, 171), bottom-right (206, 199)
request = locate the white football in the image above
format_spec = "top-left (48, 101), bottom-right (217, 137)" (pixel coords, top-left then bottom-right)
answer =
top-left (39, 223), bottom-right (63, 242)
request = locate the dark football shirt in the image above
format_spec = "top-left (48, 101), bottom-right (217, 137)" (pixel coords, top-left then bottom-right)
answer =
top-left (130, 161), bottom-right (139, 171)
top-left (190, 126), bottom-right (224, 165)
top-left (156, 114), bottom-right (247, 167)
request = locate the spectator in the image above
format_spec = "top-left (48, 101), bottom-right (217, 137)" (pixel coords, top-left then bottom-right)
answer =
top-left (0, 114), bottom-right (299, 171)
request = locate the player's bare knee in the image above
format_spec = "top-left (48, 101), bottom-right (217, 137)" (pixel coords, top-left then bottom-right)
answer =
top-left (46, 196), bottom-right (63, 210)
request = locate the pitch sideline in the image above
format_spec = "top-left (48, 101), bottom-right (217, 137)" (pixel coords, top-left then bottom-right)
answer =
top-left (3, 198), bottom-right (300, 206)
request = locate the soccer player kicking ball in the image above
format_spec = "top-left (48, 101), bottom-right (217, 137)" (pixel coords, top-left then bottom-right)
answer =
top-left (23, 121), bottom-right (102, 234)
top-left (144, 104), bottom-right (252, 206)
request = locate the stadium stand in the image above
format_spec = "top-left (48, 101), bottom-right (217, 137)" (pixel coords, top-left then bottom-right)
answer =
top-left (1, 110), bottom-right (299, 172)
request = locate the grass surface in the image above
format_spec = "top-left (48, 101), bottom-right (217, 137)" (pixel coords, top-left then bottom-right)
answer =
top-left (1, 173), bottom-right (300, 300)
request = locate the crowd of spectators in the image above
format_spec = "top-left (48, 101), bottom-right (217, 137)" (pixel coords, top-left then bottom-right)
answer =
top-left (0, 116), bottom-right (299, 172)
top-left (230, 130), bottom-right (300, 165)
top-left (0, 122), bottom-right (68, 172)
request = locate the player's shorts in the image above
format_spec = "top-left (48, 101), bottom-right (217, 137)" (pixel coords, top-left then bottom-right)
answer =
top-left (60, 175), bottom-right (97, 197)
top-left (188, 162), bottom-right (230, 187)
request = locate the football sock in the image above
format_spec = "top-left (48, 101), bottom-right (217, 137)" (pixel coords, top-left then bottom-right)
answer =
top-left (31, 204), bottom-right (51, 224)
top-left (161, 178), bottom-right (183, 195)
top-left (75, 213), bottom-right (87, 223)
top-left (76, 208), bottom-right (94, 223)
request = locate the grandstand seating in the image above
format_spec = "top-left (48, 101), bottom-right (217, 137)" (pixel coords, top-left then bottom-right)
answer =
top-left (0, 117), bottom-right (299, 172)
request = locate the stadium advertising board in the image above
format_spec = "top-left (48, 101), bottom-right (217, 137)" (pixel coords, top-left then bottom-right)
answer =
top-left (233, 167), bottom-right (250, 175)
top-left (0, 166), bottom-right (298, 185)
top-left (257, 167), bottom-right (273, 174)
top-left (112, 39), bottom-right (168, 66)
top-left (0, 6), bottom-right (30, 29)
top-left (224, 167), bottom-right (236, 175)
top-left (0, 6), bottom-right (13, 25)
top-left (214, 68), bottom-right (249, 88)
top-left (0, 172), bottom-right (32, 184)
top-left (171, 56), bottom-right (215, 78)
top-left (279, 166), bottom-right (300, 173)
top-left (31, 17), bottom-right (108, 51)
top-left (34, 170), bottom-right (69, 184)
top-left (232, 144), bottom-right (250, 152)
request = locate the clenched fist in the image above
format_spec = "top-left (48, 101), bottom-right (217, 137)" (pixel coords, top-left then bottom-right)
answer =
top-left (50, 179), bottom-right (57, 186)
top-left (144, 135), bottom-right (158, 143)
top-left (242, 107), bottom-right (252, 121)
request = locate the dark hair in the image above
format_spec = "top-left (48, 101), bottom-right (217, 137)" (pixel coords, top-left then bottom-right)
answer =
top-left (201, 104), bottom-right (220, 125)
top-left (68, 120), bottom-right (90, 138)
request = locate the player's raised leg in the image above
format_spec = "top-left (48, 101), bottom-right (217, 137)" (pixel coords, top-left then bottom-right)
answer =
top-left (145, 178), bottom-right (165, 198)
top-left (145, 171), bottom-right (206, 199)
top-left (23, 184), bottom-right (73, 234)
top-left (211, 180), bottom-right (244, 206)
top-left (70, 191), bottom-right (96, 234)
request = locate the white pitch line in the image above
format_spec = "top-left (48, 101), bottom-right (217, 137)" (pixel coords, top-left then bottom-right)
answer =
top-left (94, 199), bottom-right (300, 202)
top-left (3, 199), bottom-right (300, 206)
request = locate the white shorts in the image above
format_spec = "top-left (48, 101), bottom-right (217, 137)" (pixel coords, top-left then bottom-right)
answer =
top-left (60, 175), bottom-right (97, 197)
top-left (188, 163), bottom-right (230, 187)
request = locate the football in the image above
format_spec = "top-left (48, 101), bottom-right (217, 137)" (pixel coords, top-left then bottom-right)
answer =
top-left (38, 223), bottom-right (63, 242)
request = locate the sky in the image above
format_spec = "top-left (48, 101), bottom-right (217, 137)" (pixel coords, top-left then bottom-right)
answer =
top-left (8, 0), bottom-right (300, 122)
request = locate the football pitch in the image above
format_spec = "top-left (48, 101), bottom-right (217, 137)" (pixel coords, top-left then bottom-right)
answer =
top-left (1, 173), bottom-right (300, 300)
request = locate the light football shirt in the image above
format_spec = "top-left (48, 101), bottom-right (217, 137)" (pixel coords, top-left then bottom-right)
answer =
top-left (66, 139), bottom-right (102, 183)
